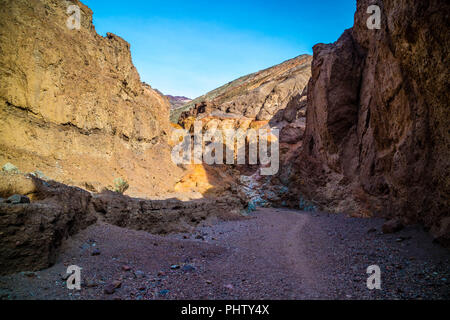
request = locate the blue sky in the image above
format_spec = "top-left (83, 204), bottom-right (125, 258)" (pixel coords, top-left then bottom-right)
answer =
top-left (83, 0), bottom-right (356, 98)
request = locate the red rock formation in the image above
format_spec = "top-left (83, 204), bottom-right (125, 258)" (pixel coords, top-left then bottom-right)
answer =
top-left (289, 0), bottom-right (449, 243)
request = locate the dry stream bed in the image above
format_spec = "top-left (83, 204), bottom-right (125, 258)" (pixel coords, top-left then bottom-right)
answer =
top-left (0, 208), bottom-right (449, 300)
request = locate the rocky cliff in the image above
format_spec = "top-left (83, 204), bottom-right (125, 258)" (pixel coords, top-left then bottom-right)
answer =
top-left (288, 0), bottom-right (449, 244)
top-left (0, 0), bottom-right (184, 197)
top-left (0, 0), bottom-right (249, 274)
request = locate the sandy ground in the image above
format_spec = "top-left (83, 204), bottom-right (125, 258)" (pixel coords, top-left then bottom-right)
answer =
top-left (0, 208), bottom-right (449, 300)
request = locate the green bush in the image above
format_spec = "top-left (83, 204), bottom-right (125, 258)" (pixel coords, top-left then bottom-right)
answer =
top-left (299, 196), bottom-right (317, 212)
top-left (2, 162), bottom-right (19, 173)
top-left (113, 177), bottom-right (129, 194)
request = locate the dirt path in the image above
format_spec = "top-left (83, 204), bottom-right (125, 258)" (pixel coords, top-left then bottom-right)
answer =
top-left (1, 208), bottom-right (449, 300)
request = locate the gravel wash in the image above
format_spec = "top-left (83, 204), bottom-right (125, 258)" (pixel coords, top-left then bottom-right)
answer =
top-left (0, 208), bottom-right (448, 300)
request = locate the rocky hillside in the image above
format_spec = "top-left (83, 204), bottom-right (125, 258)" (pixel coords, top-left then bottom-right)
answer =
top-left (166, 95), bottom-right (192, 110)
top-left (172, 55), bottom-right (312, 123)
top-left (0, 0), bottom-right (185, 197)
top-left (0, 0), bottom-right (249, 275)
top-left (287, 0), bottom-right (449, 244)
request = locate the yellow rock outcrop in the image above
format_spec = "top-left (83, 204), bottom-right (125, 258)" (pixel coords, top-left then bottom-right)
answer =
top-left (0, 0), bottom-right (184, 196)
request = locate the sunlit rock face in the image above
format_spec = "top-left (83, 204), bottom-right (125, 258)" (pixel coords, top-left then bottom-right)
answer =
top-left (288, 0), bottom-right (449, 242)
top-left (174, 54), bottom-right (312, 125)
top-left (172, 55), bottom-right (312, 204)
top-left (0, 0), bottom-right (185, 197)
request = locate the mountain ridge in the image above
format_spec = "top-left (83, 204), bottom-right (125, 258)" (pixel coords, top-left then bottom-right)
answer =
top-left (171, 54), bottom-right (312, 123)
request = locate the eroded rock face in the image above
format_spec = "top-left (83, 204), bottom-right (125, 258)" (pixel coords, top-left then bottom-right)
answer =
top-left (0, 173), bottom-right (246, 275)
top-left (92, 191), bottom-right (246, 235)
top-left (0, 177), bottom-right (98, 275)
top-left (289, 0), bottom-right (450, 235)
top-left (0, 0), bottom-right (184, 196)
top-left (174, 55), bottom-right (312, 124)
top-left (173, 56), bottom-right (312, 201)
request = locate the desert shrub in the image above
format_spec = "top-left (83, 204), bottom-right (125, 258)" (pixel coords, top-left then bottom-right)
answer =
top-left (113, 177), bottom-right (129, 194)
top-left (2, 163), bottom-right (19, 173)
top-left (247, 200), bottom-right (257, 213)
top-left (299, 196), bottom-right (317, 212)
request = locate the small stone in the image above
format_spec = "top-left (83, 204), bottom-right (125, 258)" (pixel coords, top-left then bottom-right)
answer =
top-left (195, 235), bottom-right (205, 240)
top-left (367, 228), bottom-right (377, 233)
top-left (23, 272), bottom-right (36, 278)
top-left (224, 284), bottom-right (234, 290)
top-left (2, 163), bottom-right (19, 173)
top-left (170, 264), bottom-right (180, 270)
top-left (158, 289), bottom-right (169, 297)
top-left (80, 243), bottom-right (90, 251)
top-left (138, 286), bottom-right (146, 291)
top-left (205, 280), bottom-right (212, 284)
top-left (30, 170), bottom-right (47, 180)
top-left (104, 280), bottom-right (121, 294)
top-left (84, 279), bottom-right (98, 288)
top-left (104, 284), bottom-right (116, 295)
top-left (122, 265), bottom-right (131, 272)
top-left (91, 248), bottom-right (101, 256)
top-left (382, 219), bottom-right (404, 234)
top-left (6, 194), bottom-right (30, 204)
top-left (135, 270), bottom-right (145, 278)
top-left (182, 265), bottom-right (196, 272)
top-left (396, 236), bottom-right (411, 242)
top-left (157, 271), bottom-right (166, 277)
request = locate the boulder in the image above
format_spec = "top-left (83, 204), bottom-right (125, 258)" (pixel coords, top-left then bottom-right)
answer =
top-left (0, 172), bottom-right (38, 198)
top-left (382, 219), bottom-right (404, 234)
top-left (6, 194), bottom-right (30, 204)
top-left (0, 178), bottom-right (97, 275)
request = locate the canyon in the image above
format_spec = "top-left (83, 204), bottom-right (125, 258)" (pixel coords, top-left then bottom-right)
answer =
top-left (0, 0), bottom-right (448, 300)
